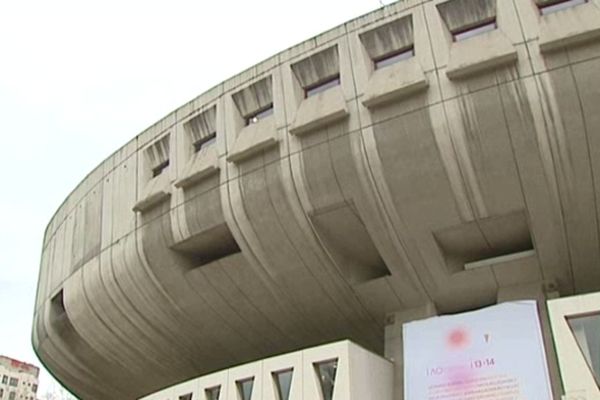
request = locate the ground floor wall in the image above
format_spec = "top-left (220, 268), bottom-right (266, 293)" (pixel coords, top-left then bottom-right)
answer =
top-left (549, 292), bottom-right (600, 399)
top-left (139, 341), bottom-right (393, 400)
top-left (139, 287), bottom-right (600, 400)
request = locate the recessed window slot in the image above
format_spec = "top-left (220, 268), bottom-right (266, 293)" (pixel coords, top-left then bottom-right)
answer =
top-left (291, 45), bottom-right (340, 101)
top-left (145, 134), bottom-right (170, 179)
top-left (539, 0), bottom-right (586, 15)
top-left (185, 106), bottom-right (217, 155)
top-left (233, 76), bottom-right (274, 129)
top-left (374, 47), bottom-right (415, 69)
top-left (151, 160), bottom-right (169, 177)
top-left (304, 75), bottom-right (341, 97)
top-left (193, 132), bottom-right (216, 153)
top-left (437, 0), bottom-right (498, 42)
top-left (452, 18), bottom-right (497, 41)
top-left (246, 104), bottom-right (274, 125)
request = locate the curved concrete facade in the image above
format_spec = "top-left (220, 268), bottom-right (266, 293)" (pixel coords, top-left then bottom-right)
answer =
top-left (33, 0), bottom-right (600, 398)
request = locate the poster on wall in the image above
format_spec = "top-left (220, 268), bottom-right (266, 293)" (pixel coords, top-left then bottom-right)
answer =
top-left (403, 301), bottom-right (552, 400)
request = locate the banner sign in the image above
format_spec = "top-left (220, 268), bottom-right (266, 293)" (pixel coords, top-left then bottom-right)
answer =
top-left (403, 301), bottom-right (552, 400)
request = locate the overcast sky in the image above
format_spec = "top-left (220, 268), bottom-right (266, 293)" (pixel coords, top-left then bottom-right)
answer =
top-left (0, 0), bottom-right (387, 396)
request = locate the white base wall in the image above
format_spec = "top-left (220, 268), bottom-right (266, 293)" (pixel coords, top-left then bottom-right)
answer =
top-left (140, 340), bottom-right (393, 400)
top-left (549, 292), bottom-right (600, 400)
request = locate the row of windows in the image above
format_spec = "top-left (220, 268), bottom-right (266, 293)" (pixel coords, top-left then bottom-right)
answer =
top-left (448, 0), bottom-right (587, 41)
top-left (0, 376), bottom-right (18, 388)
top-left (0, 375), bottom-right (37, 396)
top-left (0, 387), bottom-right (36, 400)
top-left (173, 359), bottom-right (337, 400)
top-left (146, 0), bottom-right (587, 179)
top-left (0, 388), bottom-right (15, 400)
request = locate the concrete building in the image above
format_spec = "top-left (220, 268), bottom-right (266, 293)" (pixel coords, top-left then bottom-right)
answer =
top-left (32, 0), bottom-right (600, 398)
top-left (0, 356), bottom-right (39, 400)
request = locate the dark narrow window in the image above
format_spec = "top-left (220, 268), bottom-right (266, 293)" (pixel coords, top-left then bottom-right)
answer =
top-left (539, 0), bottom-right (586, 14)
top-left (151, 160), bottom-right (169, 177)
top-left (193, 132), bottom-right (217, 153)
top-left (246, 105), bottom-right (274, 125)
top-left (314, 359), bottom-right (338, 400)
top-left (2, 375), bottom-right (7, 384)
top-left (452, 18), bottom-right (496, 41)
top-left (236, 377), bottom-right (254, 400)
top-left (305, 75), bottom-right (341, 97)
top-left (205, 386), bottom-right (221, 400)
top-left (179, 394), bottom-right (193, 400)
top-left (374, 46), bottom-right (415, 69)
top-left (273, 368), bottom-right (293, 400)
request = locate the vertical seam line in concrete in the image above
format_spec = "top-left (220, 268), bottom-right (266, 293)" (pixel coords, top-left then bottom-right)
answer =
top-left (566, 49), bottom-right (600, 266)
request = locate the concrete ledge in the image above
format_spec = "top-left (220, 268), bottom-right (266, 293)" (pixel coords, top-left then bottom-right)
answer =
top-left (289, 86), bottom-right (348, 136)
top-left (227, 118), bottom-right (278, 163)
top-left (133, 174), bottom-right (171, 212)
top-left (362, 58), bottom-right (428, 108)
top-left (539, 2), bottom-right (600, 53)
top-left (464, 249), bottom-right (536, 270)
top-left (174, 147), bottom-right (219, 189)
top-left (446, 30), bottom-right (517, 80)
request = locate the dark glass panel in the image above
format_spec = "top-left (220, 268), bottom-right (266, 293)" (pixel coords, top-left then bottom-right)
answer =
top-left (567, 313), bottom-right (600, 384)
top-left (314, 359), bottom-right (338, 400)
top-left (273, 369), bottom-right (293, 400)
top-left (236, 377), bottom-right (254, 400)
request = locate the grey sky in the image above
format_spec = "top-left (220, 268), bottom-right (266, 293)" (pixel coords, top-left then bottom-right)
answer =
top-left (0, 0), bottom-right (385, 395)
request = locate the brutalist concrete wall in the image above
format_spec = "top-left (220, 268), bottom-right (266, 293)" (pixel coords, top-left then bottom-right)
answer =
top-left (33, 0), bottom-right (600, 398)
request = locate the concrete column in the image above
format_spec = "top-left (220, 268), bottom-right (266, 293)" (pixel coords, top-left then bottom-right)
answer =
top-left (384, 302), bottom-right (437, 400)
top-left (497, 282), bottom-right (563, 400)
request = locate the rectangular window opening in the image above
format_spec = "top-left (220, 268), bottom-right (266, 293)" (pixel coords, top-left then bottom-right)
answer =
top-left (374, 46), bottom-right (415, 69)
top-left (566, 312), bottom-right (600, 386)
top-left (246, 104), bottom-right (274, 125)
top-left (236, 377), bottom-right (254, 400)
top-left (304, 75), bottom-right (341, 98)
top-left (151, 160), bottom-right (169, 177)
top-left (539, 0), bottom-right (587, 14)
top-left (193, 132), bottom-right (217, 153)
top-left (8, 378), bottom-right (18, 387)
top-left (272, 368), bottom-right (294, 400)
top-left (178, 394), bottom-right (193, 400)
top-left (205, 385), bottom-right (221, 400)
top-left (453, 18), bottom-right (497, 41)
top-left (314, 359), bottom-right (338, 400)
